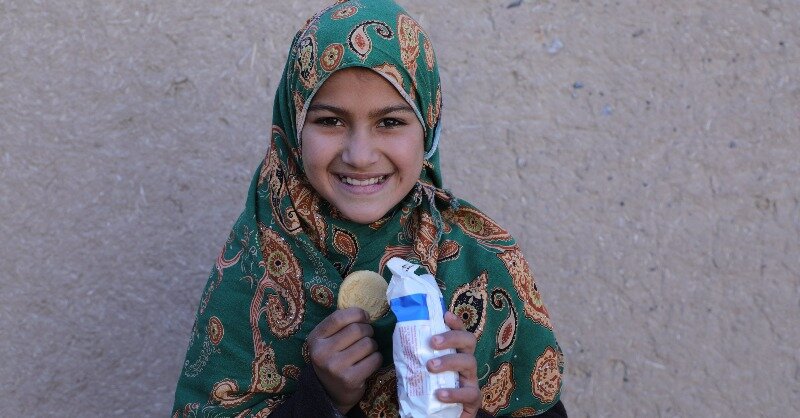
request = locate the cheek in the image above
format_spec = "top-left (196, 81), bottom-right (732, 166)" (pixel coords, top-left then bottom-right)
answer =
top-left (300, 132), bottom-right (324, 170)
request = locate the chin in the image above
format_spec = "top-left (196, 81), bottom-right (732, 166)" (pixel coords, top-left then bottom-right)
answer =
top-left (339, 207), bottom-right (387, 225)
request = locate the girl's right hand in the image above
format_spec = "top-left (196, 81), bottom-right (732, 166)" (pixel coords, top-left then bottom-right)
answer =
top-left (306, 307), bottom-right (382, 414)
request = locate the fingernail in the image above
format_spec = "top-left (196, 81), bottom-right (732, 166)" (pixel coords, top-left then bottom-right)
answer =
top-left (439, 390), bottom-right (450, 400)
top-left (431, 336), bottom-right (443, 346)
top-left (429, 359), bottom-right (441, 369)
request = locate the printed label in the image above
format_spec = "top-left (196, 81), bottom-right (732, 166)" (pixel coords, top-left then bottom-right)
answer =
top-left (399, 324), bottom-right (429, 397)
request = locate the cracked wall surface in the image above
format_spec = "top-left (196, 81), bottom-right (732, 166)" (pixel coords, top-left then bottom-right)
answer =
top-left (1, 1), bottom-right (798, 416)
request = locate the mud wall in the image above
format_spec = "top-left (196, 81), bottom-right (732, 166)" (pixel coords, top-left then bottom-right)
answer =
top-left (1, 1), bottom-right (798, 416)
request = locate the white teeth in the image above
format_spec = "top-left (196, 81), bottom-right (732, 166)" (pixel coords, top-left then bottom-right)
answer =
top-left (339, 175), bottom-right (386, 186)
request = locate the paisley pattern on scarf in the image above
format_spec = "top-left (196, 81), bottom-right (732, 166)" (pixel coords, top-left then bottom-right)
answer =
top-left (310, 284), bottom-right (334, 308)
top-left (446, 206), bottom-right (512, 242)
top-left (296, 34), bottom-right (319, 90)
top-left (332, 226), bottom-right (358, 275)
top-left (332, 5), bottom-right (358, 20)
top-left (359, 367), bottom-right (400, 418)
top-left (427, 86), bottom-right (442, 129)
top-left (438, 239), bottom-right (460, 259)
top-left (173, 1), bottom-right (562, 416)
top-left (481, 362), bottom-right (515, 415)
top-left (449, 271), bottom-right (488, 340)
top-left (199, 241), bottom-right (242, 315)
top-left (397, 14), bottom-right (423, 83)
top-left (348, 20), bottom-right (394, 61)
top-left (531, 347), bottom-right (562, 404)
top-left (492, 288), bottom-right (518, 357)
top-left (320, 43), bottom-right (345, 72)
top-left (498, 246), bottom-right (553, 330)
top-left (207, 317), bottom-right (224, 346)
top-left (256, 224), bottom-right (305, 339)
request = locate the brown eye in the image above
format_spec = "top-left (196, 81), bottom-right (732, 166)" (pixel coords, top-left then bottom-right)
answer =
top-left (316, 117), bottom-right (342, 127)
top-left (379, 118), bottom-right (405, 128)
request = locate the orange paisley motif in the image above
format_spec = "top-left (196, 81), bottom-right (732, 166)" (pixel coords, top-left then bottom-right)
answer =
top-left (412, 210), bottom-right (439, 274)
top-left (497, 247), bottom-right (552, 329)
top-left (211, 379), bottom-right (252, 408)
top-left (285, 174), bottom-right (327, 251)
top-left (447, 206), bottom-right (512, 242)
top-left (481, 362), bottom-right (515, 415)
top-left (424, 37), bottom-right (435, 70)
top-left (531, 346), bottom-right (561, 404)
top-left (256, 224), bottom-right (305, 338)
top-left (397, 14), bottom-right (423, 80)
top-left (437, 239), bottom-right (461, 263)
top-left (379, 244), bottom-right (413, 275)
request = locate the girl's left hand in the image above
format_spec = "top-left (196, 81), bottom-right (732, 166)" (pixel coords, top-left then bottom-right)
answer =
top-left (427, 311), bottom-right (481, 418)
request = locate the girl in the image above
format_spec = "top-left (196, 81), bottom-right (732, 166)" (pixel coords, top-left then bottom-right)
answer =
top-left (173, 1), bottom-right (566, 417)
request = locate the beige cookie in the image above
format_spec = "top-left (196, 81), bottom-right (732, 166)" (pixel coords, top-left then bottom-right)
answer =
top-left (337, 270), bottom-right (389, 322)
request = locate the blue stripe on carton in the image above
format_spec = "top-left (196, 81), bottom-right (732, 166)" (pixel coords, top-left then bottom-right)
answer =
top-left (390, 293), bottom-right (429, 322)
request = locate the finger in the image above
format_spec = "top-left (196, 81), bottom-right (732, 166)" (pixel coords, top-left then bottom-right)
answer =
top-left (309, 307), bottom-right (370, 340)
top-left (426, 353), bottom-right (477, 379)
top-left (430, 329), bottom-right (476, 354)
top-left (328, 322), bottom-right (374, 352)
top-left (347, 351), bottom-right (383, 386)
top-left (435, 386), bottom-right (481, 405)
top-left (339, 336), bottom-right (379, 364)
top-left (444, 311), bottom-right (465, 331)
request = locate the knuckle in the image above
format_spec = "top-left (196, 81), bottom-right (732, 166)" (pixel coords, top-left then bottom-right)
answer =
top-left (329, 310), bottom-right (347, 327)
top-left (366, 351), bottom-right (382, 367)
top-left (308, 345), bottom-right (323, 363)
top-left (341, 370), bottom-right (361, 389)
top-left (468, 356), bottom-right (477, 369)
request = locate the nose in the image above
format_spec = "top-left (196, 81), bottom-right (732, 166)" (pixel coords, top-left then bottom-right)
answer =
top-left (341, 126), bottom-right (378, 168)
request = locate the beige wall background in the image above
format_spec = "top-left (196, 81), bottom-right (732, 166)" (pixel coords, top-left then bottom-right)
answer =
top-left (1, 0), bottom-right (798, 416)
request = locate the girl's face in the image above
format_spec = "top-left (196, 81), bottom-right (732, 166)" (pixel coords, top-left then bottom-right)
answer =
top-left (301, 68), bottom-right (425, 224)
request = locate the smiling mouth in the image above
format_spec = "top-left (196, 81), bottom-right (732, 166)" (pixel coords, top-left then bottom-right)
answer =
top-left (338, 175), bottom-right (388, 186)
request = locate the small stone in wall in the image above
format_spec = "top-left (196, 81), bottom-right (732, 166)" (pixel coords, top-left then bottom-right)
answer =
top-left (546, 37), bottom-right (564, 55)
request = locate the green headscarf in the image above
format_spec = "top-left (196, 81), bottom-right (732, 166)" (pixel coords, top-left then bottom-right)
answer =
top-left (173, 1), bottom-right (563, 417)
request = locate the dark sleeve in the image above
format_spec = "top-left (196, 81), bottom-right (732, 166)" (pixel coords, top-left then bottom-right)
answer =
top-left (537, 400), bottom-right (568, 418)
top-left (475, 400), bottom-right (568, 418)
top-left (268, 365), bottom-right (346, 418)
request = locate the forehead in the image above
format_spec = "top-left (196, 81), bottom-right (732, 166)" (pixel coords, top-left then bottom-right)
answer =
top-left (310, 68), bottom-right (407, 105)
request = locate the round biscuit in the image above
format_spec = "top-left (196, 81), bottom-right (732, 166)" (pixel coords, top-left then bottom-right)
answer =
top-left (337, 270), bottom-right (389, 322)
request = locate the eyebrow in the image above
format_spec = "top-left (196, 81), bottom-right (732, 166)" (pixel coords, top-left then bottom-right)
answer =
top-left (306, 103), bottom-right (415, 119)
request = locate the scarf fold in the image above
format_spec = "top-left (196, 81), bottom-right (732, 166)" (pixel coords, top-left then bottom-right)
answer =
top-left (173, 1), bottom-right (562, 417)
